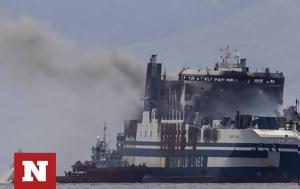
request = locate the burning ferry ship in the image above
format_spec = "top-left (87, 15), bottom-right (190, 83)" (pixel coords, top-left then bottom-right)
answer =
top-left (57, 47), bottom-right (300, 183)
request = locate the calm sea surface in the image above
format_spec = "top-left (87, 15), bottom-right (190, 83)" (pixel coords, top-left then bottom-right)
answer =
top-left (1, 183), bottom-right (300, 189)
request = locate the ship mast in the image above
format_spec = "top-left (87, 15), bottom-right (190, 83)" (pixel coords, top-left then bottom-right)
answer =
top-left (103, 121), bottom-right (107, 143)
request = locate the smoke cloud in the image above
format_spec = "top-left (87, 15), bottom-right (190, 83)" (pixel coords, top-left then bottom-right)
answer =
top-left (0, 17), bottom-right (145, 176)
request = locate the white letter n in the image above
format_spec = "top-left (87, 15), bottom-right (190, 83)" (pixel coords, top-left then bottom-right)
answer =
top-left (22, 161), bottom-right (48, 182)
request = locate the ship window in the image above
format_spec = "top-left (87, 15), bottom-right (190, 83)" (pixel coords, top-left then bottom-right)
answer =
top-left (266, 79), bottom-right (276, 84)
top-left (226, 78), bottom-right (234, 82)
top-left (254, 79), bottom-right (264, 84)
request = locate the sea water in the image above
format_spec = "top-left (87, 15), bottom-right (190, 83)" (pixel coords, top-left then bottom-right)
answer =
top-left (1, 183), bottom-right (300, 189)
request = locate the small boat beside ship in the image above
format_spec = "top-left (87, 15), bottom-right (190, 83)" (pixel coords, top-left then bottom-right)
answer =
top-left (57, 127), bottom-right (150, 183)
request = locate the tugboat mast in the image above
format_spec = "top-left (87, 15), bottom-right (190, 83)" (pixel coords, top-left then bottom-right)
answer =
top-left (103, 121), bottom-right (107, 143)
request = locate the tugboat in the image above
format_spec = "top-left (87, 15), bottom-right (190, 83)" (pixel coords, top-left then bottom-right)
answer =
top-left (57, 124), bottom-right (150, 183)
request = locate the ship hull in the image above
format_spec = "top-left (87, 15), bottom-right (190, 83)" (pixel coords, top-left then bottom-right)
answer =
top-left (146, 167), bottom-right (298, 183)
top-left (56, 166), bottom-right (299, 183)
top-left (56, 167), bottom-right (150, 183)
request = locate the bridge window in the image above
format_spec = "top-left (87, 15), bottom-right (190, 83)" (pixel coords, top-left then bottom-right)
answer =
top-left (226, 78), bottom-right (234, 82)
top-left (254, 79), bottom-right (264, 84)
top-left (266, 79), bottom-right (276, 84)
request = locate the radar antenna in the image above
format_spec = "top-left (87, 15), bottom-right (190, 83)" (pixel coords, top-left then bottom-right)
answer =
top-left (217, 46), bottom-right (242, 70)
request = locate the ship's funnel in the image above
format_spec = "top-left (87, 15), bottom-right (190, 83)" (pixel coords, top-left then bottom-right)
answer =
top-left (144, 55), bottom-right (161, 112)
top-left (150, 55), bottom-right (157, 63)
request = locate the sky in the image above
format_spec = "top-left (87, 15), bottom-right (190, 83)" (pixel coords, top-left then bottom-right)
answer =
top-left (0, 0), bottom-right (300, 177)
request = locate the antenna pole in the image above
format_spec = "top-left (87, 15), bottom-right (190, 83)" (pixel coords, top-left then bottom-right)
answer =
top-left (296, 99), bottom-right (299, 113)
top-left (104, 121), bottom-right (107, 143)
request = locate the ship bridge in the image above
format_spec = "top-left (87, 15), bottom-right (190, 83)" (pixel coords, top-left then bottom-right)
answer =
top-left (179, 46), bottom-right (247, 77)
top-left (178, 46), bottom-right (284, 86)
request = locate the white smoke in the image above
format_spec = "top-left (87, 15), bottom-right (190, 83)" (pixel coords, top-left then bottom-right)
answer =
top-left (0, 17), bottom-right (145, 175)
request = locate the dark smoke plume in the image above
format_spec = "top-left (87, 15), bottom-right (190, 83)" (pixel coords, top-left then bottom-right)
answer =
top-left (0, 17), bottom-right (145, 176)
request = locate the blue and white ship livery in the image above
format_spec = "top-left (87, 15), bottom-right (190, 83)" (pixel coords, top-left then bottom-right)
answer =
top-left (58, 47), bottom-right (300, 183)
top-left (122, 47), bottom-right (300, 183)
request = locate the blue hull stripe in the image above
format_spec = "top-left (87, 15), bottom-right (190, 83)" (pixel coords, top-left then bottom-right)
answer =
top-left (125, 141), bottom-right (298, 149)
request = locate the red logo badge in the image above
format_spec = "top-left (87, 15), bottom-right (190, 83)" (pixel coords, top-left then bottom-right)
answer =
top-left (14, 153), bottom-right (56, 189)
